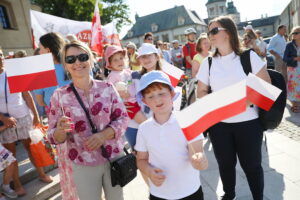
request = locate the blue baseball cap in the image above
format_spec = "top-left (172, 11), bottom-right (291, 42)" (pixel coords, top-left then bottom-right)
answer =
top-left (136, 71), bottom-right (180, 104)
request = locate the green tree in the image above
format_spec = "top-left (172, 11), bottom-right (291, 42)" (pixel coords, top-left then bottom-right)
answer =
top-left (30, 0), bottom-right (131, 32)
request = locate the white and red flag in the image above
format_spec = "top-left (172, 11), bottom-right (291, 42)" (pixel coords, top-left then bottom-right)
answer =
top-left (175, 80), bottom-right (247, 141)
top-left (91, 0), bottom-right (103, 56)
top-left (4, 54), bottom-right (57, 93)
top-left (246, 73), bottom-right (282, 111)
top-left (162, 61), bottom-right (184, 87)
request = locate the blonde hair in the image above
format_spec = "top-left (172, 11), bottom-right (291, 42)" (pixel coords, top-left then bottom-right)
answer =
top-left (14, 50), bottom-right (27, 58)
top-left (61, 41), bottom-right (94, 78)
top-left (291, 26), bottom-right (300, 35)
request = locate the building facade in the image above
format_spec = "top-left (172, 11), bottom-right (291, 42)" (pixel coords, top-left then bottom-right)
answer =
top-left (0, 0), bottom-right (34, 55)
top-left (122, 5), bottom-right (207, 47)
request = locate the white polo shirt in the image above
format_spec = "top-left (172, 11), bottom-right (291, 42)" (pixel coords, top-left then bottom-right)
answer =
top-left (135, 113), bottom-right (204, 199)
top-left (196, 51), bottom-right (266, 123)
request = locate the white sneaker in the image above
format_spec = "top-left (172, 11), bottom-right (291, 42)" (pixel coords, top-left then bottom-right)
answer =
top-left (0, 184), bottom-right (17, 199)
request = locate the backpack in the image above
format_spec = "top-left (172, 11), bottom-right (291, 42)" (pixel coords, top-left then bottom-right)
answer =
top-left (240, 49), bottom-right (287, 130)
top-left (207, 49), bottom-right (287, 130)
top-left (183, 43), bottom-right (191, 68)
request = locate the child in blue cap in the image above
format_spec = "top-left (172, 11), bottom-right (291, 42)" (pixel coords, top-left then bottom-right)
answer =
top-left (135, 71), bottom-right (208, 200)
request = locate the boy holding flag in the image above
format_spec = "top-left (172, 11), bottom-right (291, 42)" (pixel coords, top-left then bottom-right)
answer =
top-left (135, 71), bottom-right (208, 200)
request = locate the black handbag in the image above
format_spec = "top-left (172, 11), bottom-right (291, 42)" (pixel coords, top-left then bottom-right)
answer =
top-left (0, 73), bottom-right (9, 127)
top-left (70, 83), bottom-right (137, 187)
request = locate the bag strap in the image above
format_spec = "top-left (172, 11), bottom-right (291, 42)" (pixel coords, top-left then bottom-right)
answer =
top-left (70, 83), bottom-right (129, 163)
top-left (70, 83), bottom-right (98, 134)
top-left (240, 49), bottom-right (252, 75)
top-left (4, 73), bottom-right (8, 113)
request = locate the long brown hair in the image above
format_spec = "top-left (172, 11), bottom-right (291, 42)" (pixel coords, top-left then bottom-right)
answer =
top-left (39, 32), bottom-right (65, 63)
top-left (208, 16), bottom-right (242, 57)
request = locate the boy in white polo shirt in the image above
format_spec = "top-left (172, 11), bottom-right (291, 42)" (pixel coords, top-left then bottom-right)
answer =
top-left (135, 71), bottom-right (208, 200)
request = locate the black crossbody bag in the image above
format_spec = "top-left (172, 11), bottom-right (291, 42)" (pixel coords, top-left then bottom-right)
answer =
top-left (70, 83), bottom-right (137, 187)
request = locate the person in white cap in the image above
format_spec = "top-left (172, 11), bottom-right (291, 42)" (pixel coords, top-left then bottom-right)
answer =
top-left (243, 24), bottom-right (254, 33)
top-left (170, 40), bottom-right (183, 68)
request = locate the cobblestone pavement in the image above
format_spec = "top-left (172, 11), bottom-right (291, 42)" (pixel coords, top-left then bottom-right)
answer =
top-left (275, 120), bottom-right (300, 142)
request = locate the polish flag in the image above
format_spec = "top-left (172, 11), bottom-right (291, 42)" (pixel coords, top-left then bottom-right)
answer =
top-left (4, 53), bottom-right (57, 93)
top-left (162, 61), bottom-right (184, 87)
top-left (175, 80), bottom-right (247, 141)
top-left (246, 73), bottom-right (282, 111)
top-left (91, 0), bottom-right (103, 56)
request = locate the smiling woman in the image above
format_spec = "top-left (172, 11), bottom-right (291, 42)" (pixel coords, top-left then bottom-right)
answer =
top-left (47, 41), bottom-right (129, 200)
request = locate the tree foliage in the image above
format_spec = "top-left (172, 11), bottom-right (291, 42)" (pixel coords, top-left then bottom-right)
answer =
top-left (30, 0), bottom-right (131, 32)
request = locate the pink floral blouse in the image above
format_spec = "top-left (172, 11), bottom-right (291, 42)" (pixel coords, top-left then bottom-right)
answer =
top-left (47, 80), bottom-right (129, 166)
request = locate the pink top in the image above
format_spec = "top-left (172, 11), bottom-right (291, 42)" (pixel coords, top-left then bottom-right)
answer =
top-left (47, 80), bottom-right (129, 166)
top-left (107, 69), bottom-right (137, 103)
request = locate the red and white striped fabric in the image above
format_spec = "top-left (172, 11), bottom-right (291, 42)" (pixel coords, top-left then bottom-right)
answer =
top-left (175, 80), bottom-right (247, 141)
top-left (162, 61), bottom-right (184, 87)
top-left (4, 53), bottom-right (57, 93)
top-left (246, 73), bottom-right (282, 111)
top-left (91, 0), bottom-right (103, 56)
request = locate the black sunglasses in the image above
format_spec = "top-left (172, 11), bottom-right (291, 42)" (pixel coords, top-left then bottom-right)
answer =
top-left (65, 53), bottom-right (89, 64)
top-left (146, 37), bottom-right (153, 40)
top-left (207, 27), bottom-right (226, 36)
top-left (292, 32), bottom-right (300, 35)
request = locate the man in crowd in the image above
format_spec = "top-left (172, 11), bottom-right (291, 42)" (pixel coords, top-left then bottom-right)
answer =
top-left (267, 25), bottom-right (287, 82)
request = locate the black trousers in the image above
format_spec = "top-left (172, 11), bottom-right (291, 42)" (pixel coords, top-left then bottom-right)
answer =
top-left (209, 119), bottom-right (264, 200)
top-left (149, 186), bottom-right (203, 200)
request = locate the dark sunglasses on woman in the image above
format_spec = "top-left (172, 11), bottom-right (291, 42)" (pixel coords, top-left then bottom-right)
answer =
top-left (208, 27), bottom-right (226, 36)
top-left (291, 32), bottom-right (300, 35)
top-left (65, 53), bottom-right (89, 64)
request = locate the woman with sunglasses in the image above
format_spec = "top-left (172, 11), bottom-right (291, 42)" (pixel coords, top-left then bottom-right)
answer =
top-left (47, 41), bottom-right (129, 200)
top-left (196, 16), bottom-right (270, 200)
top-left (283, 26), bottom-right (300, 113)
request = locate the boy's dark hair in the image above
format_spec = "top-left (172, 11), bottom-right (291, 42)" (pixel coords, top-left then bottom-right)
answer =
top-left (277, 25), bottom-right (286, 32)
top-left (141, 82), bottom-right (172, 97)
top-left (209, 16), bottom-right (242, 57)
top-left (144, 32), bottom-right (153, 41)
top-left (39, 32), bottom-right (65, 63)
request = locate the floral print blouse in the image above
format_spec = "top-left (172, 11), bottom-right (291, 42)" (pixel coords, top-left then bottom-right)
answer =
top-left (47, 80), bottom-right (129, 166)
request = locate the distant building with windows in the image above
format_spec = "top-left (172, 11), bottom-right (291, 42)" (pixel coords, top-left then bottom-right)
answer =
top-left (0, 0), bottom-right (36, 55)
top-left (122, 5), bottom-right (207, 46)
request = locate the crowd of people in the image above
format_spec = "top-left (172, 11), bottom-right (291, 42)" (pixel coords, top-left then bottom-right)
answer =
top-left (0, 15), bottom-right (299, 200)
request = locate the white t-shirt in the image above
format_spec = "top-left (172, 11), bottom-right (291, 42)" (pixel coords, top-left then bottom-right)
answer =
top-left (135, 113), bottom-right (204, 199)
top-left (0, 72), bottom-right (29, 118)
top-left (196, 51), bottom-right (266, 123)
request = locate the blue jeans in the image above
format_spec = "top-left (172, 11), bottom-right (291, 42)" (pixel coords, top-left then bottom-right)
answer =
top-left (125, 127), bottom-right (138, 149)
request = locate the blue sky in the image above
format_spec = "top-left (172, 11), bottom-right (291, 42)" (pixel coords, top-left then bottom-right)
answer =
top-left (120, 0), bottom-right (291, 37)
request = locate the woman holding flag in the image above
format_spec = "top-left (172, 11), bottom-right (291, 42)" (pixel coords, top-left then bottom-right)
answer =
top-left (47, 41), bottom-right (128, 200)
top-left (196, 16), bottom-right (270, 200)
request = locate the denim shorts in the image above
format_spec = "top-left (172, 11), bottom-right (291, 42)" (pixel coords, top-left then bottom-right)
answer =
top-left (124, 127), bottom-right (138, 149)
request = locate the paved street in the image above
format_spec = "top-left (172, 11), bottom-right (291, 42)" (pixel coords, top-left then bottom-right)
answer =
top-left (7, 102), bottom-right (300, 200)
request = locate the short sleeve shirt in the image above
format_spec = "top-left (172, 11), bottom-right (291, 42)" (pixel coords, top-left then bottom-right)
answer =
top-left (196, 51), bottom-right (266, 123)
top-left (135, 113), bottom-right (204, 199)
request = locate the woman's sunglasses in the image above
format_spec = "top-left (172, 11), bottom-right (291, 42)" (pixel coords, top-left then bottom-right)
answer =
top-left (207, 27), bottom-right (226, 36)
top-left (65, 53), bottom-right (89, 64)
top-left (291, 32), bottom-right (300, 35)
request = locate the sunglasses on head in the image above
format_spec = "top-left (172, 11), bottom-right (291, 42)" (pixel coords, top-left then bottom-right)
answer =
top-left (207, 27), bottom-right (226, 36)
top-left (65, 53), bottom-right (89, 64)
top-left (292, 32), bottom-right (300, 35)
